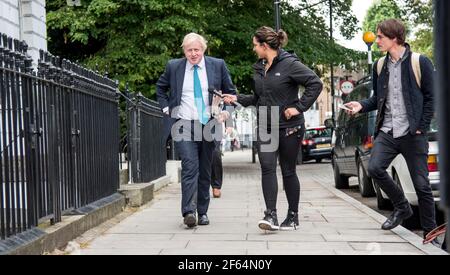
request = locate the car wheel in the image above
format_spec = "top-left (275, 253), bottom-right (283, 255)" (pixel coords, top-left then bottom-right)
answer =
top-left (373, 182), bottom-right (393, 210)
top-left (333, 155), bottom-right (349, 189)
top-left (316, 158), bottom-right (322, 163)
top-left (357, 158), bottom-right (376, 197)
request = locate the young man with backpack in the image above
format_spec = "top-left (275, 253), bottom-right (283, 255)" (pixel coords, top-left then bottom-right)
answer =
top-left (345, 19), bottom-right (438, 242)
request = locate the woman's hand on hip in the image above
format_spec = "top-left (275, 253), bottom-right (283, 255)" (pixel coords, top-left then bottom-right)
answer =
top-left (284, 108), bottom-right (301, 120)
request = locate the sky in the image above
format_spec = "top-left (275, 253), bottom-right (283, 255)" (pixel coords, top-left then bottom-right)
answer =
top-left (335, 0), bottom-right (376, 51)
top-left (288, 0), bottom-right (376, 51)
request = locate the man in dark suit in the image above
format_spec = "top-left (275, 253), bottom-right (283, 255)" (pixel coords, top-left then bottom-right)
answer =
top-left (156, 33), bottom-right (236, 228)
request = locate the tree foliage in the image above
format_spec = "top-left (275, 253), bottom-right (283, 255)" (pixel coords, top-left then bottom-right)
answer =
top-left (401, 0), bottom-right (433, 59)
top-left (362, 0), bottom-right (433, 59)
top-left (362, 0), bottom-right (403, 34)
top-left (46, 0), bottom-right (364, 98)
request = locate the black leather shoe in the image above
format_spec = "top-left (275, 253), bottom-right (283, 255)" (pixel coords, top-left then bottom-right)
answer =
top-left (381, 205), bottom-right (413, 230)
top-left (198, 214), bottom-right (210, 226)
top-left (184, 213), bottom-right (197, 228)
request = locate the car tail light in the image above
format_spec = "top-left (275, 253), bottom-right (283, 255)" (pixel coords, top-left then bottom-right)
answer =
top-left (363, 136), bottom-right (374, 150)
top-left (302, 140), bottom-right (315, 146)
top-left (428, 155), bottom-right (439, 172)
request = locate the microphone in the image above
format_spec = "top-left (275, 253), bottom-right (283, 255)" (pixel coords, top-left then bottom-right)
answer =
top-left (208, 88), bottom-right (223, 98)
top-left (208, 88), bottom-right (241, 108)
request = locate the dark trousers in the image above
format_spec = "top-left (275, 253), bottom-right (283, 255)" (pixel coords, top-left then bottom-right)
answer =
top-left (368, 131), bottom-right (437, 232)
top-left (211, 141), bottom-right (223, 190)
top-left (174, 121), bottom-right (215, 217)
top-left (257, 127), bottom-right (304, 213)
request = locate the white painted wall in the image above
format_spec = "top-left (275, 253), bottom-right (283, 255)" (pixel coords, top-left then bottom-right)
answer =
top-left (304, 106), bottom-right (321, 128)
top-left (1, 0), bottom-right (46, 157)
top-left (0, 0), bottom-right (47, 64)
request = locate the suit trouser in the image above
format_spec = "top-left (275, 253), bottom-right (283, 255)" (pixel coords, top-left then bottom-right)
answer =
top-left (174, 120), bottom-right (215, 217)
top-left (211, 140), bottom-right (223, 190)
top-left (368, 131), bottom-right (437, 232)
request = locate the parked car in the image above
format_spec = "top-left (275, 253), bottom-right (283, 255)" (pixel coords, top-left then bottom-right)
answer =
top-left (327, 76), bottom-right (441, 210)
top-left (328, 76), bottom-right (377, 198)
top-left (298, 126), bottom-right (332, 164)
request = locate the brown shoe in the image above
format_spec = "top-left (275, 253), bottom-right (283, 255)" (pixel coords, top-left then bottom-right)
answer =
top-left (213, 188), bottom-right (221, 198)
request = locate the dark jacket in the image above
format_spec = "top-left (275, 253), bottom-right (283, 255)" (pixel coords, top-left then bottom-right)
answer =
top-left (359, 44), bottom-right (435, 136)
top-left (237, 49), bottom-right (323, 129)
top-left (156, 56), bottom-right (236, 142)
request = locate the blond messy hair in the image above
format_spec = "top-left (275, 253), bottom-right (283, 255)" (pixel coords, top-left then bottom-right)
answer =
top-left (181, 33), bottom-right (208, 52)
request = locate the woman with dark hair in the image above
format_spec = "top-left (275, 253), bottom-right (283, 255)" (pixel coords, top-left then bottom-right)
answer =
top-left (224, 26), bottom-right (323, 231)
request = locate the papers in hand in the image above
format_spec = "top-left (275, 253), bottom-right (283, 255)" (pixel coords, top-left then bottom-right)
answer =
top-left (211, 90), bottom-right (223, 118)
top-left (338, 104), bottom-right (353, 112)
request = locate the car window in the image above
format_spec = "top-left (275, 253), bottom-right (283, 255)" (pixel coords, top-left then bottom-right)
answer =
top-left (361, 83), bottom-right (371, 99)
top-left (337, 109), bottom-right (347, 126)
top-left (345, 87), bottom-right (359, 103)
top-left (337, 81), bottom-right (371, 127)
top-left (430, 116), bottom-right (438, 133)
top-left (305, 128), bottom-right (332, 139)
top-left (350, 83), bottom-right (370, 102)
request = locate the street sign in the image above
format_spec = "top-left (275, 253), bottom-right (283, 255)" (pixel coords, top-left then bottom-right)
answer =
top-left (340, 80), bottom-right (354, 95)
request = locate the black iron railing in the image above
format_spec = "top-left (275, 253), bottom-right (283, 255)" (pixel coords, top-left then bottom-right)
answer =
top-left (126, 93), bottom-right (166, 183)
top-left (1, 32), bottom-right (120, 240)
top-left (1, 32), bottom-right (167, 243)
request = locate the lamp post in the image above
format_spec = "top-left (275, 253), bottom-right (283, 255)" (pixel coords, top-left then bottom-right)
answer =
top-left (274, 0), bottom-right (281, 31)
top-left (329, 0), bottom-right (335, 121)
top-left (363, 31), bottom-right (376, 76)
top-left (276, 0), bottom-right (335, 121)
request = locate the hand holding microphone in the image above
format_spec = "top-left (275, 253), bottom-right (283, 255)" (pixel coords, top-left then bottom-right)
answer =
top-left (208, 88), bottom-right (240, 108)
top-left (222, 94), bottom-right (238, 106)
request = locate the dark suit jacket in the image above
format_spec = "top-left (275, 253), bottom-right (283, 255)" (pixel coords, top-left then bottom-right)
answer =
top-left (156, 56), bottom-right (236, 142)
